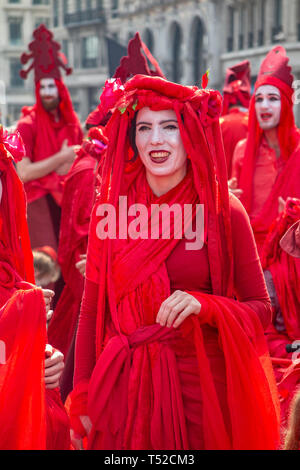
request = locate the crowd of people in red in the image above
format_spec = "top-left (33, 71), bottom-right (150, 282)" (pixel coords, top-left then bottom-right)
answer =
top-left (0, 24), bottom-right (300, 451)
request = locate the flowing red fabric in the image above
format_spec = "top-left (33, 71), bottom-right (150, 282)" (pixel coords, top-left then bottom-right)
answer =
top-left (71, 75), bottom-right (280, 449)
top-left (0, 287), bottom-right (47, 449)
top-left (17, 79), bottom-right (83, 205)
top-left (48, 146), bottom-right (97, 357)
top-left (219, 108), bottom-right (249, 178)
top-left (0, 133), bottom-right (34, 283)
top-left (262, 198), bottom-right (300, 342)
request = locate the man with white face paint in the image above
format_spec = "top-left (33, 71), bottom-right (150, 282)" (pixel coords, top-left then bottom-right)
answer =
top-left (230, 46), bottom-right (300, 257)
top-left (15, 25), bottom-right (83, 262)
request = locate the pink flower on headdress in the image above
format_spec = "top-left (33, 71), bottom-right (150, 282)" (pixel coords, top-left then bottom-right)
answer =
top-left (0, 125), bottom-right (26, 162)
top-left (99, 78), bottom-right (125, 114)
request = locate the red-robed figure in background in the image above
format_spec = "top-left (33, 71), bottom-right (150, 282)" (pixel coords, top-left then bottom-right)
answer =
top-left (0, 126), bottom-right (70, 450)
top-left (220, 60), bottom-right (251, 178)
top-left (231, 46), bottom-right (300, 258)
top-left (15, 24), bottom-right (83, 253)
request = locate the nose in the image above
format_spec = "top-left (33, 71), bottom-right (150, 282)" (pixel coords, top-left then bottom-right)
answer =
top-left (260, 97), bottom-right (270, 110)
top-left (150, 125), bottom-right (164, 145)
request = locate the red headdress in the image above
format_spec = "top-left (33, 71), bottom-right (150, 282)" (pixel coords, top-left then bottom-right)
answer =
top-left (222, 60), bottom-right (251, 116)
top-left (238, 46), bottom-right (300, 218)
top-left (86, 32), bottom-right (165, 128)
top-left (19, 24), bottom-right (72, 83)
top-left (33, 245), bottom-right (58, 264)
top-left (0, 126), bottom-right (34, 282)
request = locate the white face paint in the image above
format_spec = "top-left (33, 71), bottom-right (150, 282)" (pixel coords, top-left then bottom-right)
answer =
top-left (135, 107), bottom-right (187, 182)
top-left (39, 78), bottom-right (59, 111)
top-left (39, 77), bottom-right (59, 98)
top-left (255, 84), bottom-right (282, 131)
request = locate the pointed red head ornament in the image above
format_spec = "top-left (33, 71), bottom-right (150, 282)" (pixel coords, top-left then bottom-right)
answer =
top-left (19, 24), bottom-right (72, 83)
top-left (113, 32), bottom-right (165, 84)
top-left (222, 60), bottom-right (251, 115)
top-left (255, 46), bottom-right (294, 99)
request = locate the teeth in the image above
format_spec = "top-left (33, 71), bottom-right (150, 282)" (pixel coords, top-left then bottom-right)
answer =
top-left (150, 152), bottom-right (169, 158)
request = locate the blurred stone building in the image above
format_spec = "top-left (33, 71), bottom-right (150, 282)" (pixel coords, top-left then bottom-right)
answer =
top-left (0, 0), bottom-right (51, 126)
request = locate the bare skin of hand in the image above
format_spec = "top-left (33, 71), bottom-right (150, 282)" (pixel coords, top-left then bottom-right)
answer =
top-left (278, 196), bottom-right (286, 214)
top-left (44, 344), bottom-right (64, 390)
top-left (228, 177), bottom-right (243, 199)
top-left (156, 290), bottom-right (201, 329)
top-left (55, 140), bottom-right (80, 175)
top-left (75, 254), bottom-right (87, 277)
top-left (70, 415), bottom-right (92, 450)
top-left (42, 288), bottom-right (54, 314)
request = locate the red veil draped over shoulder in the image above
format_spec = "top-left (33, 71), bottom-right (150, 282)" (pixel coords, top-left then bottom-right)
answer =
top-left (71, 75), bottom-right (280, 450)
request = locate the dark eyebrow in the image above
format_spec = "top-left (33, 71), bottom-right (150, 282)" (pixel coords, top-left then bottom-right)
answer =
top-left (136, 119), bottom-right (178, 126)
top-left (255, 92), bottom-right (280, 97)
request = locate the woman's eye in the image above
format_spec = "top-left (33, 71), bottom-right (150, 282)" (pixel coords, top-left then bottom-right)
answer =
top-left (137, 125), bottom-right (150, 132)
top-left (164, 125), bottom-right (177, 130)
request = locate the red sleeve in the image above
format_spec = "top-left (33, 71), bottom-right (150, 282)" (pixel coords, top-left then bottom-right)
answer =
top-left (16, 117), bottom-right (36, 160)
top-left (73, 278), bottom-right (98, 386)
top-left (231, 138), bottom-right (246, 181)
top-left (230, 194), bottom-right (272, 329)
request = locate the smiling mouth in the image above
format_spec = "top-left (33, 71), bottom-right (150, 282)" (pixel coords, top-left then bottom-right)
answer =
top-left (260, 113), bottom-right (273, 120)
top-left (149, 151), bottom-right (170, 163)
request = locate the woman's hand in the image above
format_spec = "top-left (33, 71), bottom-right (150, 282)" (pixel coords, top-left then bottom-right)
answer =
top-left (228, 177), bottom-right (243, 199)
top-left (42, 288), bottom-right (54, 314)
top-left (156, 290), bottom-right (201, 329)
top-left (75, 254), bottom-right (87, 277)
top-left (44, 344), bottom-right (64, 389)
top-left (70, 415), bottom-right (92, 450)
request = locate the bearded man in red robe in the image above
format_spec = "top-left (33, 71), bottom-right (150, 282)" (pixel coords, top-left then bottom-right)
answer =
top-left (15, 24), bottom-right (83, 253)
top-left (220, 60), bottom-right (251, 178)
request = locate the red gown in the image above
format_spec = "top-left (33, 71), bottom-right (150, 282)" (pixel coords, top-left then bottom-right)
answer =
top-left (219, 108), bottom-right (248, 178)
top-left (71, 171), bottom-right (279, 450)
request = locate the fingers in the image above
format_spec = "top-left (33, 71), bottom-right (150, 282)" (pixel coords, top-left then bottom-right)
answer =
top-left (278, 196), bottom-right (286, 213)
top-left (156, 291), bottom-right (201, 329)
top-left (230, 188), bottom-right (243, 199)
top-left (46, 309), bottom-right (53, 323)
top-left (75, 259), bottom-right (86, 277)
top-left (70, 430), bottom-right (84, 450)
top-left (228, 177), bottom-right (237, 189)
top-left (44, 349), bottom-right (64, 389)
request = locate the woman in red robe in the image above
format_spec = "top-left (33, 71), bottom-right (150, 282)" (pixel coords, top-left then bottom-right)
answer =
top-left (69, 75), bottom-right (280, 450)
top-left (0, 126), bottom-right (70, 449)
top-left (231, 46), bottom-right (300, 257)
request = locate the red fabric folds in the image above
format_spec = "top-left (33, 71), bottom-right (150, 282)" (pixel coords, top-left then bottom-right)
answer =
top-left (0, 288), bottom-right (47, 449)
top-left (71, 75), bottom-right (280, 450)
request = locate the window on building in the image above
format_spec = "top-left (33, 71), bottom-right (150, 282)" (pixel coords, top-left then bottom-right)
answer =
top-left (32, 0), bottom-right (50, 4)
top-left (297, 0), bottom-right (300, 40)
top-left (171, 23), bottom-right (182, 83)
top-left (258, 0), bottom-right (266, 45)
top-left (248, 1), bottom-right (255, 48)
top-left (227, 6), bottom-right (234, 52)
top-left (273, 0), bottom-right (283, 41)
top-left (81, 36), bottom-right (99, 68)
top-left (35, 18), bottom-right (50, 28)
top-left (10, 59), bottom-right (23, 87)
top-left (8, 0), bottom-right (21, 4)
top-left (112, 0), bottom-right (119, 17)
top-left (53, 0), bottom-right (59, 27)
top-left (238, 5), bottom-right (245, 49)
top-left (87, 0), bottom-right (92, 10)
top-left (76, 0), bottom-right (81, 11)
top-left (9, 17), bottom-right (22, 46)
